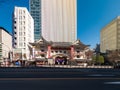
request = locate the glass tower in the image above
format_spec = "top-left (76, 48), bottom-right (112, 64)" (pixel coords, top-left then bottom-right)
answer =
top-left (29, 0), bottom-right (41, 41)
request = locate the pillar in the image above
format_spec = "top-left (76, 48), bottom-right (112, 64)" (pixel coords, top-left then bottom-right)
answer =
top-left (70, 46), bottom-right (74, 60)
top-left (48, 45), bottom-right (51, 58)
top-left (32, 46), bottom-right (35, 59)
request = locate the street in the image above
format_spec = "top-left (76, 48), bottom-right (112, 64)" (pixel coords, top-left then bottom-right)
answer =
top-left (0, 67), bottom-right (120, 90)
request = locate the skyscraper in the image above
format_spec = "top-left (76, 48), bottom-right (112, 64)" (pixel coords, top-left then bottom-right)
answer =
top-left (41, 0), bottom-right (77, 42)
top-left (29, 0), bottom-right (41, 41)
top-left (13, 6), bottom-right (34, 59)
top-left (29, 0), bottom-right (77, 42)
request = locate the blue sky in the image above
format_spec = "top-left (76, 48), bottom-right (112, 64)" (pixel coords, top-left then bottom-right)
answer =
top-left (0, 0), bottom-right (120, 48)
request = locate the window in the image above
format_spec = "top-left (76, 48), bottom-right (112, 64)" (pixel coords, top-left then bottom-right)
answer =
top-left (77, 55), bottom-right (80, 58)
top-left (19, 32), bottom-right (22, 36)
top-left (41, 50), bottom-right (44, 52)
top-left (41, 54), bottom-right (45, 57)
top-left (64, 51), bottom-right (66, 53)
top-left (24, 43), bottom-right (26, 46)
top-left (23, 10), bottom-right (25, 13)
top-left (23, 32), bottom-right (25, 35)
top-left (51, 51), bottom-right (54, 53)
top-left (55, 51), bottom-right (58, 53)
top-left (60, 51), bottom-right (62, 53)
top-left (24, 37), bottom-right (26, 41)
top-left (14, 21), bottom-right (16, 23)
top-left (77, 51), bottom-right (80, 53)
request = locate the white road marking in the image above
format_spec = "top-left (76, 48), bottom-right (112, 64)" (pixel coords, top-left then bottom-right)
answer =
top-left (104, 82), bottom-right (120, 84)
top-left (87, 74), bottom-right (115, 77)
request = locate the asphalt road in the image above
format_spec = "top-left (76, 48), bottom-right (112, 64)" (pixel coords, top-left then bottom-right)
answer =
top-left (0, 67), bottom-right (120, 90)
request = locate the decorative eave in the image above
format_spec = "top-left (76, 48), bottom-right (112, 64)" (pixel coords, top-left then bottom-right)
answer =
top-left (72, 39), bottom-right (90, 49)
top-left (29, 36), bottom-right (52, 47)
top-left (51, 42), bottom-right (72, 48)
top-left (28, 38), bottom-right (90, 50)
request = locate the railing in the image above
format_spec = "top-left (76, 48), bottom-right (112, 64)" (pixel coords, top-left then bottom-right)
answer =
top-left (37, 65), bottom-right (114, 69)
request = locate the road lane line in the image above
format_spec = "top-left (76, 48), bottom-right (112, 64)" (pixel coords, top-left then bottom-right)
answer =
top-left (104, 82), bottom-right (120, 84)
top-left (0, 78), bottom-right (120, 80)
top-left (87, 74), bottom-right (115, 77)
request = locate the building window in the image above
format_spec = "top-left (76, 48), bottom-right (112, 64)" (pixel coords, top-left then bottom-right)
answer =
top-left (55, 51), bottom-right (58, 53)
top-left (41, 54), bottom-right (45, 57)
top-left (24, 43), bottom-right (26, 46)
top-left (64, 51), bottom-right (66, 53)
top-left (60, 51), bottom-right (62, 53)
top-left (19, 43), bottom-right (23, 47)
top-left (41, 50), bottom-right (44, 52)
top-left (77, 51), bottom-right (80, 53)
top-left (19, 32), bottom-right (22, 36)
top-left (77, 55), bottom-right (80, 58)
top-left (24, 37), bottom-right (25, 41)
top-left (24, 32), bottom-right (25, 35)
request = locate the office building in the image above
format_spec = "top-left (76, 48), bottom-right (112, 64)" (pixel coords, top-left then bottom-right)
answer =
top-left (13, 6), bottom-right (34, 60)
top-left (29, 0), bottom-right (77, 42)
top-left (29, 0), bottom-right (41, 41)
top-left (41, 0), bottom-right (77, 42)
top-left (100, 16), bottom-right (120, 53)
top-left (0, 27), bottom-right (12, 62)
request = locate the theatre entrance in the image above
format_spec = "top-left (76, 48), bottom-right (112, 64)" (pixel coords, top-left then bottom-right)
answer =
top-left (54, 55), bottom-right (68, 65)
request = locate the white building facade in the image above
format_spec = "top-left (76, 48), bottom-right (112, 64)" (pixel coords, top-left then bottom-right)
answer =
top-left (13, 6), bottom-right (34, 60)
top-left (41, 0), bottom-right (77, 42)
top-left (0, 27), bottom-right (12, 62)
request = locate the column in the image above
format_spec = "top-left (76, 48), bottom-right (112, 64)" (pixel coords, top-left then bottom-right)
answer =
top-left (48, 45), bottom-right (51, 58)
top-left (32, 46), bottom-right (35, 59)
top-left (70, 46), bottom-right (74, 60)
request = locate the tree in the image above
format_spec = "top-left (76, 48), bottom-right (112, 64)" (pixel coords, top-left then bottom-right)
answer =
top-left (91, 54), bottom-right (104, 65)
top-left (107, 50), bottom-right (120, 64)
top-left (98, 55), bottom-right (104, 65)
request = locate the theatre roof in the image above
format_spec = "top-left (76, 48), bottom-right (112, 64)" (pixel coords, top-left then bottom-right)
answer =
top-left (29, 37), bottom-right (89, 49)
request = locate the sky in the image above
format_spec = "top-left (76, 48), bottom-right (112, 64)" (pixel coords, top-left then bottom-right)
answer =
top-left (1, 0), bottom-right (120, 48)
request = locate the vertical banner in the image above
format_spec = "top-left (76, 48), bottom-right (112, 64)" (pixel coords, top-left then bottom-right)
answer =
top-left (48, 45), bottom-right (51, 58)
top-left (32, 46), bottom-right (35, 59)
top-left (71, 46), bottom-right (74, 60)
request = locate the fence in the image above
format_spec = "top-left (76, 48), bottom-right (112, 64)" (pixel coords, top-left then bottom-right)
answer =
top-left (38, 65), bottom-right (113, 68)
